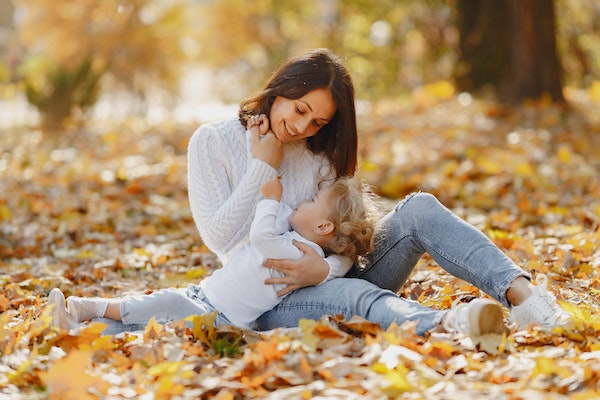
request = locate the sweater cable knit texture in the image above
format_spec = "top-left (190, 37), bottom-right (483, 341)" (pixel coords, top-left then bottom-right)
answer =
top-left (187, 119), bottom-right (335, 264)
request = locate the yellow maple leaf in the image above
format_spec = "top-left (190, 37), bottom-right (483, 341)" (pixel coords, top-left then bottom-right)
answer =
top-left (557, 145), bottom-right (572, 163)
top-left (90, 335), bottom-right (117, 352)
top-left (57, 322), bottom-right (108, 352)
top-left (423, 80), bottom-right (455, 100)
top-left (0, 203), bottom-right (12, 220)
top-left (0, 312), bottom-right (14, 354)
top-left (589, 80), bottom-right (600, 102)
top-left (531, 356), bottom-right (572, 379)
top-left (185, 267), bottom-right (206, 280)
top-left (7, 344), bottom-right (39, 386)
top-left (425, 340), bottom-right (455, 360)
top-left (147, 360), bottom-right (194, 379)
top-left (372, 362), bottom-right (412, 396)
top-left (155, 375), bottom-right (184, 398)
top-left (571, 390), bottom-right (600, 400)
top-left (185, 312), bottom-right (217, 344)
top-left (557, 301), bottom-right (590, 331)
top-left (298, 319), bottom-right (320, 351)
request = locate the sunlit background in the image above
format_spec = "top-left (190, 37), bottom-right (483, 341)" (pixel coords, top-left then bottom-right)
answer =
top-left (0, 0), bottom-right (599, 130)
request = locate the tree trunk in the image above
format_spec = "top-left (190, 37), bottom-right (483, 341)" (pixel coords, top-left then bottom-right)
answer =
top-left (0, 0), bottom-right (15, 52)
top-left (0, 1), bottom-right (14, 28)
top-left (455, 0), bottom-right (565, 104)
top-left (503, 0), bottom-right (564, 103)
top-left (455, 0), bottom-right (509, 92)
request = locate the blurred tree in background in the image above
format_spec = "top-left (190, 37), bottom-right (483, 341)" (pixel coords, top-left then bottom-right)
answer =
top-left (194, 0), bottom-right (456, 100)
top-left (1, 0), bottom-right (599, 130)
top-left (455, 0), bottom-right (564, 104)
top-left (0, 1), bottom-right (16, 84)
top-left (14, 0), bottom-right (189, 130)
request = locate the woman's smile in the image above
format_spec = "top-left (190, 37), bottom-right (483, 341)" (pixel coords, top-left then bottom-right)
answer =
top-left (269, 88), bottom-right (336, 143)
top-left (284, 121), bottom-right (297, 137)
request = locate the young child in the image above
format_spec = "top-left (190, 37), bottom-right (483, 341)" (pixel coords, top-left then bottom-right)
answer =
top-left (48, 117), bottom-right (381, 330)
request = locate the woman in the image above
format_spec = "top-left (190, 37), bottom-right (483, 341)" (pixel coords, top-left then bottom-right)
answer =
top-left (185, 47), bottom-right (571, 336)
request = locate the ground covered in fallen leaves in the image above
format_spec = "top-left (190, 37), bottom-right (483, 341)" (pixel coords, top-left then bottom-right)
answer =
top-left (1, 89), bottom-right (600, 399)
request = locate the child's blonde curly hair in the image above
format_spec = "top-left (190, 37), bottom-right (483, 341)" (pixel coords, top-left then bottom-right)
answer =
top-left (325, 177), bottom-right (381, 264)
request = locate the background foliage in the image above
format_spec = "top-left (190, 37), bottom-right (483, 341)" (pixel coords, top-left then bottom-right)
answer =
top-left (1, 0), bottom-right (599, 129)
top-left (1, 1), bottom-right (600, 398)
top-left (1, 91), bottom-right (599, 399)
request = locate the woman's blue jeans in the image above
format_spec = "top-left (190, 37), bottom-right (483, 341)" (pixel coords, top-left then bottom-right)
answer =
top-left (255, 192), bottom-right (528, 335)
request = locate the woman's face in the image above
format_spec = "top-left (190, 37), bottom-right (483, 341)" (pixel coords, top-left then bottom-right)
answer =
top-left (269, 88), bottom-right (336, 143)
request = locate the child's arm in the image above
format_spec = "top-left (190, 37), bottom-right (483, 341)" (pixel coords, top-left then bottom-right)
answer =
top-left (260, 174), bottom-right (283, 202)
top-left (252, 175), bottom-right (317, 259)
top-left (250, 199), bottom-right (308, 260)
top-left (247, 114), bottom-right (270, 136)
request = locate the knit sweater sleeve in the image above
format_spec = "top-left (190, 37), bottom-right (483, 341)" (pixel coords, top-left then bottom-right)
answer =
top-left (187, 120), bottom-right (275, 258)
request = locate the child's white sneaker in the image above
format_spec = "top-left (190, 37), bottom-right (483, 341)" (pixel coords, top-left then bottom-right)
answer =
top-left (47, 288), bottom-right (82, 331)
top-left (509, 274), bottom-right (574, 330)
top-left (443, 298), bottom-right (506, 336)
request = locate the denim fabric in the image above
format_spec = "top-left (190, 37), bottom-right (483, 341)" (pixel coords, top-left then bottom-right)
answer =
top-left (95, 285), bottom-right (232, 335)
top-left (254, 277), bottom-right (445, 335)
top-left (256, 192), bottom-right (529, 335)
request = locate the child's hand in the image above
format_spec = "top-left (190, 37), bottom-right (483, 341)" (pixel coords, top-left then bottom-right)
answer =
top-left (248, 114), bottom-right (269, 136)
top-left (261, 175), bottom-right (283, 201)
top-left (249, 114), bottom-right (283, 169)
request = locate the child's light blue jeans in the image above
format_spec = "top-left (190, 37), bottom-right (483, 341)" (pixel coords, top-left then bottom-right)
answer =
top-left (95, 285), bottom-right (232, 335)
top-left (255, 192), bottom-right (528, 335)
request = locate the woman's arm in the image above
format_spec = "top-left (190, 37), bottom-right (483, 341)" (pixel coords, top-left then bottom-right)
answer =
top-left (264, 243), bottom-right (353, 296)
top-left (187, 121), bottom-right (277, 256)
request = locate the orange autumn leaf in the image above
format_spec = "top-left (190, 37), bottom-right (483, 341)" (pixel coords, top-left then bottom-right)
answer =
top-left (143, 316), bottom-right (164, 341)
top-left (0, 294), bottom-right (9, 312)
top-left (56, 322), bottom-right (108, 352)
top-left (39, 350), bottom-right (108, 400)
top-left (240, 370), bottom-right (276, 388)
top-left (251, 335), bottom-right (287, 364)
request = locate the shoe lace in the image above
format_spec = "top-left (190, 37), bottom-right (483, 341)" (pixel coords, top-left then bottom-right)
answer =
top-left (535, 273), bottom-right (573, 325)
top-left (442, 298), bottom-right (469, 333)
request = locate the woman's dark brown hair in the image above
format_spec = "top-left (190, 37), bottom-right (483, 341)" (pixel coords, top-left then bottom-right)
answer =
top-left (239, 48), bottom-right (358, 177)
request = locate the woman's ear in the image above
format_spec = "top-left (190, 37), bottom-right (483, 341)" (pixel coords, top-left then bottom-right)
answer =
top-left (314, 221), bottom-right (334, 236)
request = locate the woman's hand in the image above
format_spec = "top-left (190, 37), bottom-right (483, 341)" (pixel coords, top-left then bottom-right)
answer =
top-left (249, 114), bottom-right (283, 169)
top-left (263, 240), bottom-right (329, 296)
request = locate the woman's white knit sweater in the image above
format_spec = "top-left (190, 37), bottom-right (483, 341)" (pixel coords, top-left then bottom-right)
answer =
top-left (187, 118), bottom-right (349, 276)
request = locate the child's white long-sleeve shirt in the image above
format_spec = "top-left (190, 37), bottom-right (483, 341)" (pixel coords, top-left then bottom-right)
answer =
top-left (201, 198), bottom-right (352, 328)
top-left (200, 199), bottom-right (349, 328)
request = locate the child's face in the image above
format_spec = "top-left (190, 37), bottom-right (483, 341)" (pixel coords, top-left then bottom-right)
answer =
top-left (289, 185), bottom-right (334, 237)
